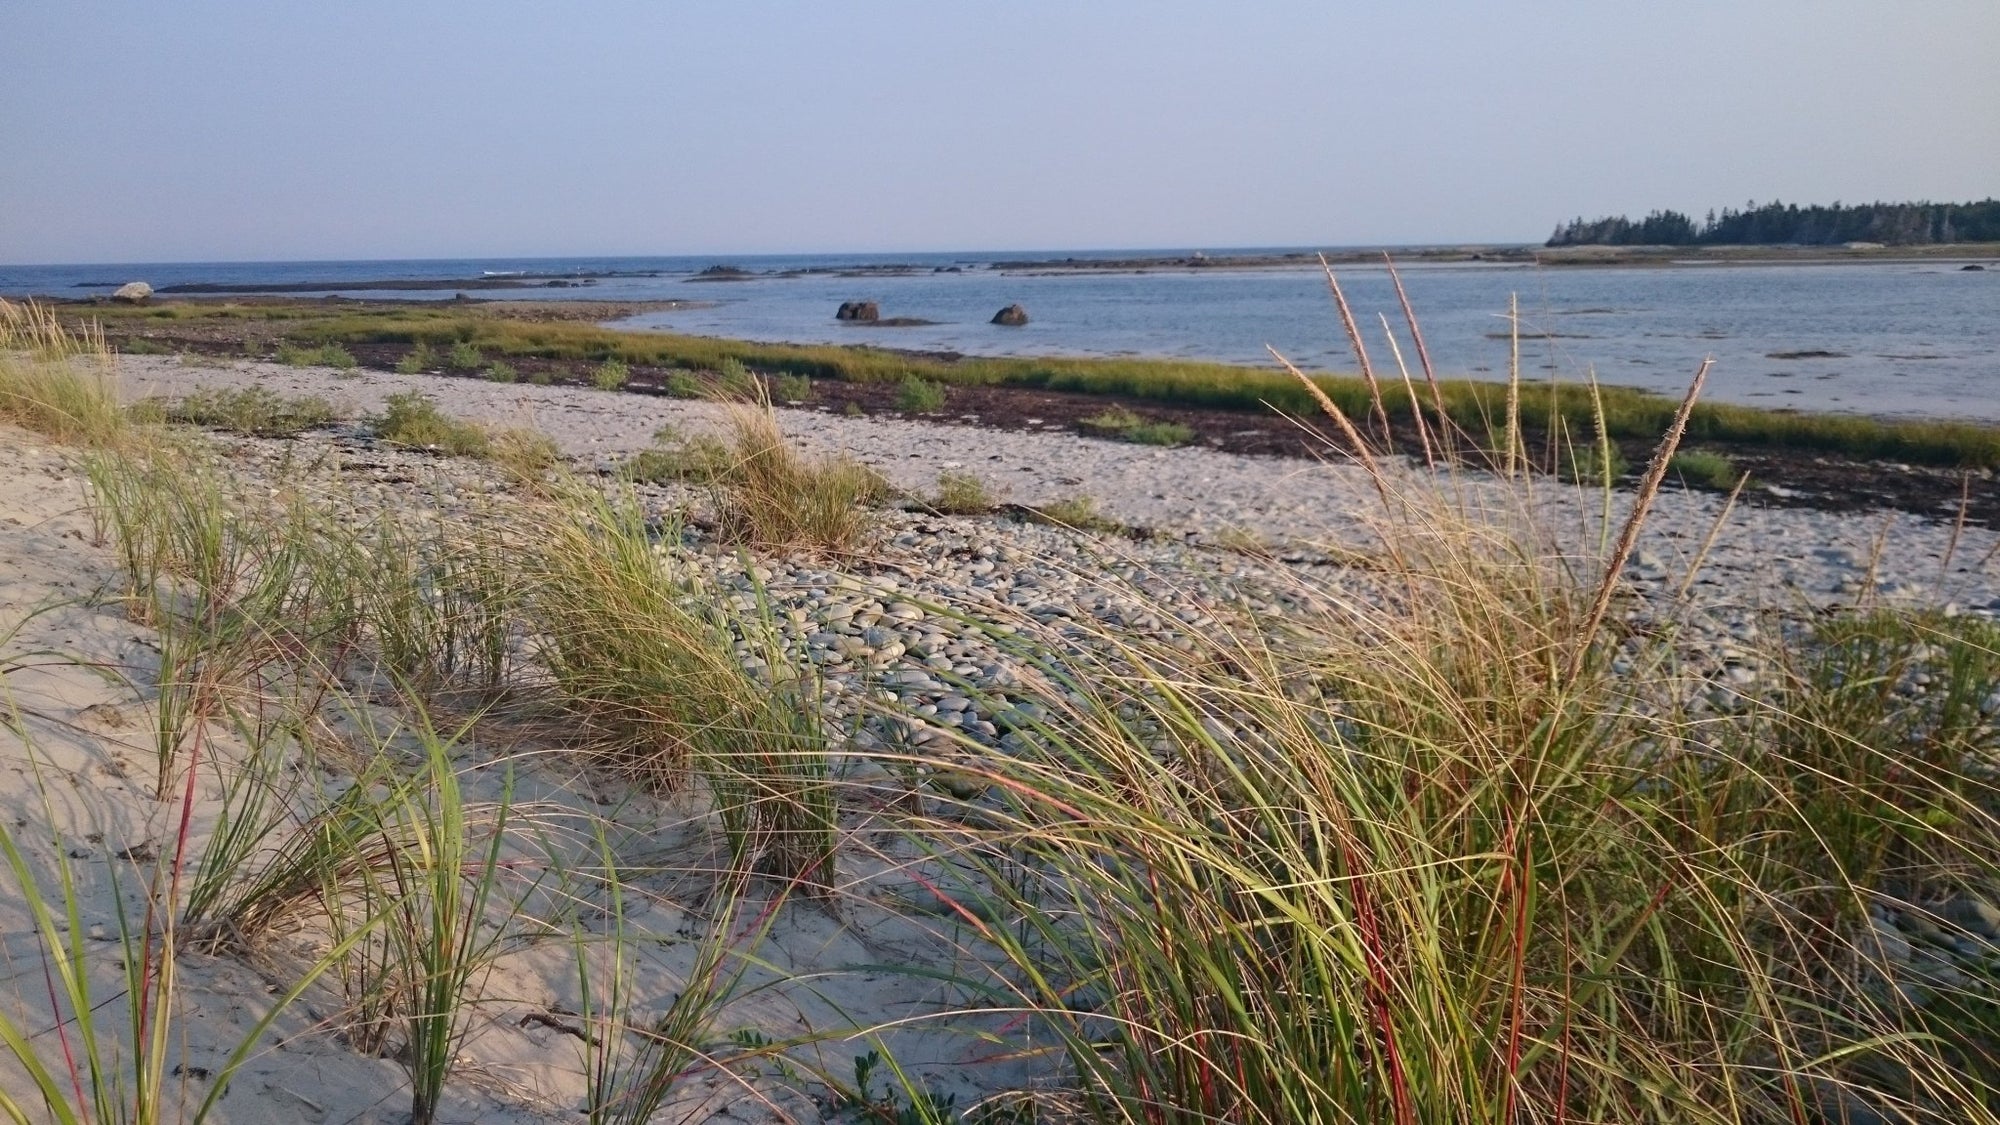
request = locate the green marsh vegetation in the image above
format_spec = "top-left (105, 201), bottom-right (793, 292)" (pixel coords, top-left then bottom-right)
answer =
top-left (895, 376), bottom-right (948, 413)
top-left (1080, 405), bottom-right (1196, 446)
top-left (78, 296), bottom-right (2000, 471)
top-left (158, 384), bottom-right (343, 437)
top-left (275, 340), bottom-right (357, 369)
top-left (9, 294), bottom-right (2000, 1121)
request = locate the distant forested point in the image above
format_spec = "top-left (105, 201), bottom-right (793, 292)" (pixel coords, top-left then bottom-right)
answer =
top-left (1546, 199), bottom-right (2000, 247)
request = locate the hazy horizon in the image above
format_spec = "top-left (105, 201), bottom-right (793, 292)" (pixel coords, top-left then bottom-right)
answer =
top-left (4, 1), bottom-right (1996, 265)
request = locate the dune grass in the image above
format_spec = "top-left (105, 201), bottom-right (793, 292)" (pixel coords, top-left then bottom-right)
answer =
top-left (0, 299), bottom-right (131, 445)
top-left (623, 403), bottom-right (889, 553)
top-left (12, 288), bottom-right (2000, 1121)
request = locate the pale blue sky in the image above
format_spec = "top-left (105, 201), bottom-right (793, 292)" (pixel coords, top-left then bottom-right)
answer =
top-left (3, 1), bottom-right (1996, 264)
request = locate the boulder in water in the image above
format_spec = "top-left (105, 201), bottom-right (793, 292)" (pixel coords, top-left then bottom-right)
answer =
top-left (991, 303), bottom-right (1029, 326)
top-left (111, 281), bottom-right (152, 303)
top-left (836, 301), bottom-right (880, 322)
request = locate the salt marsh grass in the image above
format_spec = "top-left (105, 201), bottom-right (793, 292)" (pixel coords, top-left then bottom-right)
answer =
top-left (94, 298), bottom-right (2000, 468)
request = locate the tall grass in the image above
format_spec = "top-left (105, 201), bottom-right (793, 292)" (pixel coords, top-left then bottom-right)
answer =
top-left (0, 299), bottom-right (130, 445)
top-left (864, 275), bottom-right (2000, 1122)
top-left (512, 482), bottom-right (838, 888)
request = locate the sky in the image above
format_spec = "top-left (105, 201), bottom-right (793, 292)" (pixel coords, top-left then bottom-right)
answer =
top-left (3, 1), bottom-right (1996, 264)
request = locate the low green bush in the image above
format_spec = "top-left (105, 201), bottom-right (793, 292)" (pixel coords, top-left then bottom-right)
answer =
top-left (275, 341), bottom-right (356, 369)
top-left (164, 385), bottom-right (342, 437)
top-left (446, 340), bottom-right (483, 371)
top-left (592, 358), bottom-right (630, 391)
top-left (396, 343), bottom-right (435, 374)
top-left (895, 377), bottom-right (947, 413)
top-left (1670, 448), bottom-right (1741, 489)
top-left (1082, 406), bottom-right (1196, 446)
top-left (773, 373), bottom-right (813, 403)
top-left (371, 391), bottom-right (488, 456)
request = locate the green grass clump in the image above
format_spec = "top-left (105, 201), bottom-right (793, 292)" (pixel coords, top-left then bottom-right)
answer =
top-left (644, 405), bottom-right (887, 551)
top-left (1081, 405), bottom-right (1196, 446)
top-left (895, 376), bottom-right (948, 413)
top-left (485, 359), bottom-right (518, 383)
top-left (664, 370), bottom-right (703, 398)
top-left (773, 373), bottom-right (813, 403)
top-left (446, 339), bottom-right (483, 371)
top-left (1670, 448), bottom-right (1741, 489)
top-left (592, 358), bottom-right (630, 391)
top-left (396, 342), bottom-right (435, 374)
top-left (621, 426), bottom-right (733, 484)
top-left (930, 470), bottom-right (997, 514)
top-left (0, 299), bottom-right (131, 446)
top-left (1556, 436), bottom-right (1629, 483)
top-left (118, 336), bottom-right (174, 355)
top-left (1033, 493), bottom-right (1118, 532)
top-left (275, 340), bottom-right (357, 369)
top-left (371, 391), bottom-right (489, 456)
top-left (164, 385), bottom-right (342, 437)
top-left (715, 357), bottom-right (754, 397)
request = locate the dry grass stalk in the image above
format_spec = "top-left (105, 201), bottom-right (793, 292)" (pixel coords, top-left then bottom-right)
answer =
top-left (1268, 344), bottom-right (1388, 508)
top-left (1319, 254), bottom-right (1391, 443)
top-left (1378, 311), bottom-right (1436, 469)
top-left (1568, 357), bottom-right (1712, 680)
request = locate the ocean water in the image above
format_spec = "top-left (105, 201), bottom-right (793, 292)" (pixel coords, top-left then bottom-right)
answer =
top-left (4, 250), bottom-right (1995, 420)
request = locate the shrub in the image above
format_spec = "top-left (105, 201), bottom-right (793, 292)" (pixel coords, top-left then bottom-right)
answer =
top-left (488, 426), bottom-right (561, 481)
top-left (119, 337), bottom-right (173, 355)
top-left (275, 341), bottom-right (357, 370)
top-left (446, 340), bottom-right (483, 371)
top-left (621, 427), bottom-right (733, 485)
top-left (1034, 493), bottom-right (1118, 531)
top-left (1557, 436), bottom-right (1629, 484)
top-left (1670, 448), bottom-right (1741, 489)
top-left (773, 373), bottom-right (813, 403)
top-left (165, 385), bottom-right (341, 437)
top-left (371, 391), bottom-right (489, 456)
top-left (592, 358), bottom-right (630, 391)
top-left (1081, 405), bottom-right (1195, 446)
top-left (664, 370), bottom-right (703, 399)
top-left (842, 400), bottom-right (865, 417)
top-left (716, 357), bottom-right (754, 397)
top-left (396, 343), bottom-right (436, 374)
top-left (895, 377), bottom-right (948, 413)
top-left (930, 470), bottom-right (997, 514)
top-left (485, 360), bottom-right (518, 384)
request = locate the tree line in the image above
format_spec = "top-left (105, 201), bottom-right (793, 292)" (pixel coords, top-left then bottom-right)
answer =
top-left (1546, 198), bottom-right (2000, 247)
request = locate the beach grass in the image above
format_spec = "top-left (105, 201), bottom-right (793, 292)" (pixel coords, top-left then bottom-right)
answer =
top-left (9, 293), bottom-right (2000, 1121)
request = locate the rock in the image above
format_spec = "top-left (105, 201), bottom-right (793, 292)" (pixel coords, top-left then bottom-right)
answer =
top-left (990, 303), bottom-right (1029, 326)
top-left (835, 301), bottom-right (880, 323)
top-left (111, 281), bottom-right (152, 303)
top-left (1962, 264), bottom-right (1987, 271)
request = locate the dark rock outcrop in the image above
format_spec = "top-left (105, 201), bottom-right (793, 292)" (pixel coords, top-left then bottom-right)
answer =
top-left (991, 303), bottom-right (1029, 326)
top-left (836, 301), bottom-right (881, 322)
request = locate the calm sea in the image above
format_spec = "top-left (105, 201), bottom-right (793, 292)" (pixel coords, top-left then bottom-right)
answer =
top-left (4, 250), bottom-right (1995, 421)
